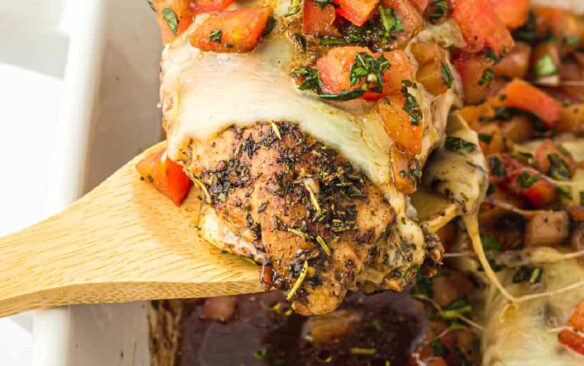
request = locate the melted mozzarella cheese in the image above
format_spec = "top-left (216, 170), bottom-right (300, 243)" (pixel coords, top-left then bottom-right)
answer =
top-left (482, 260), bottom-right (584, 366)
top-left (160, 21), bottom-right (459, 214)
top-left (424, 112), bottom-right (488, 214)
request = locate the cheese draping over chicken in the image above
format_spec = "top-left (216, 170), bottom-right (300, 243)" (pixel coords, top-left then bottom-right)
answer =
top-left (158, 5), bottom-right (465, 315)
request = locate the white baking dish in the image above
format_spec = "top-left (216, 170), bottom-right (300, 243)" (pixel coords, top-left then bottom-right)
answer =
top-left (33, 0), bottom-right (583, 365)
top-left (32, 0), bottom-right (162, 365)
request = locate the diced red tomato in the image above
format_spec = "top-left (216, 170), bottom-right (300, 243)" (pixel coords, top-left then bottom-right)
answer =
top-left (136, 148), bottom-right (192, 205)
top-left (450, 0), bottom-right (514, 55)
top-left (534, 140), bottom-right (577, 179)
top-left (559, 329), bottom-right (584, 356)
top-left (410, 42), bottom-right (446, 66)
top-left (189, 0), bottom-right (234, 14)
top-left (417, 61), bottom-right (451, 96)
top-left (378, 94), bottom-right (423, 155)
top-left (489, 153), bottom-right (558, 208)
top-left (459, 102), bottom-right (494, 129)
top-left (190, 8), bottom-right (271, 53)
top-left (381, 0), bottom-right (424, 46)
top-left (382, 49), bottom-right (416, 92)
top-left (407, 0), bottom-right (428, 12)
top-left (493, 42), bottom-right (532, 79)
top-left (489, 0), bottom-right (529, 30)
top-left (559, 300), bottom-right (584, 356)
top-left (153, 0), bottom-right (193, 44)
top-left (507, 167), bottom-right (558, 208)
top-left (494, 79), bottom-right (562, 128)
top-left (317, 47), bottom-right (366, 94)
top-left (487, 153), bottom-right (521, 184)
top-left (390, 144), bottom-right (418, 194)
top-left (453, 53), bottom-right (494, 104)
top-left (534, 7), bottom-right (583, 43)
top-left (334, 0), bottom-right (380, 26)
top-left (317, 47), bottom-right (414, 100)
top-left (303, 0), bottom-right (338, 37)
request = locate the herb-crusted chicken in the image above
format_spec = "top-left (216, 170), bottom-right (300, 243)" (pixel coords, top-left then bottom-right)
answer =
top-left (176, 122), bottom-right (440, 315)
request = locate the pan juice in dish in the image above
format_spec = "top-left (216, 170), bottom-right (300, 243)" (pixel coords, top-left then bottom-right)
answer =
top-left (139, 0), bottom-right (584, 365)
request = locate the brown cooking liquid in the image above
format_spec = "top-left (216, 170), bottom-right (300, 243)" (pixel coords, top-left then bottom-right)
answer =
top-left (175, 291), bottom-right (427, 366)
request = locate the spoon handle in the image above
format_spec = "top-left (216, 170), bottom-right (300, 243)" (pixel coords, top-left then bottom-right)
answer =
top-left (0, 145), bottom-right (261, 318)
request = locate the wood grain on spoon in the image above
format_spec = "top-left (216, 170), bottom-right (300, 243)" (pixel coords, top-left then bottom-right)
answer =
top-left (0, 142), bottom-right (261, 318)
top-left (0, 142), bottom-right (455, 318)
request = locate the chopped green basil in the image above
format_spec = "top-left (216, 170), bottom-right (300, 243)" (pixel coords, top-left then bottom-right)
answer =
top-left (534, 53), bottom-right (557, 77)
top-left (293, 33), bottom-right (307, 51)
top-left (512, 266), bottom-right (543, 284)
top-left (564, 35), bottom-right (580, 45)
top-left (400, 160), bottom-right (421, 183)
top-left (410, 160), bottom-right (422, 179)
top-left (439, 300), bottom-right (472, 320)
top-left (162, 8), bottom-right (178, 35)
top-left (319, 37), bottom-right (347, 46)
top-left (371, 319), bottom-right (383, 332)
top-left (487, 155), bottom-right (506, 177)
top-left (478, 133), bottom-right (492, 144)
top-left (429, 0), bottom-right (450, 24)
top-left (320, 89), bottom-right (366, 100)
top-left (330, 8), bottom-right (406, 50)
top-left (448, 319), bottom-right (467, 330)
top-left (444, 136), bottom-right (477, 156)
top-left (253, 348), bottom-right (268, 360)
top-left (314, 0), bottom-right (334, 5)
top-left (349, 52), bottom-right (391, 93)
top-left (440, 62), bottom-right (454, 88)
top-left (261, 16), bottom-right (276, 38)
top-left (516, 171), bottom-right (541, 189)
top-left (401, 80), bottom-right (422, 125)
top-left (486, 48), bottom-right (503, 63)
top-left (487, 182), bottom-right (496, 196)
top-left (479, 68), bottom-right (495, 86)
top-left (286, 0), bottom-right (302, 16)
top-left (379, 6), bottom-right (404, 35)
top-left (480, 234), bottom-right (501, 252)
top-left (431, 338), bottom-right (449, 357)
top-left (411, 271), bottom-right (432, 297)
top-left (512, 12), bottom-right (537, 43)
top-left (209, 29), bottom-right (222, 43)
top-left (548, 153), bottom-right (571, 181)
top-left (510, 150), bottom-right (534, 163)
top-left (557, 185), bottom-right (572, 200)
top-left (290, 66), bottom-right (322, 93)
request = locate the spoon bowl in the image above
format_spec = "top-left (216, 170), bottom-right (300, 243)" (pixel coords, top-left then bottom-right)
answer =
top-left (0, 142), bottom-right (262, 318)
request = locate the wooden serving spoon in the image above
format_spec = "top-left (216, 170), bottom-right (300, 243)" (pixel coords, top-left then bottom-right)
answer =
top-left (0, 143), bottom-right (455, 318)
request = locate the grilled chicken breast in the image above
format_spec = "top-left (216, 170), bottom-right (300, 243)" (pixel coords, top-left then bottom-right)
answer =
top-left (180, 122), bottom-right (441, 314)
top-left (157, 3), bottom-right (463, 315)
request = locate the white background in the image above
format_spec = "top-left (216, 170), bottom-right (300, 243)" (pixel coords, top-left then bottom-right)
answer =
top-left (0, 0), bottom-right (161, 365)
top-left (0, 1), bottom-right (67, 364)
